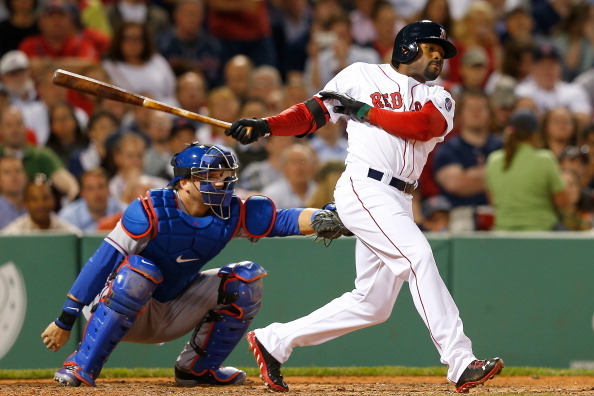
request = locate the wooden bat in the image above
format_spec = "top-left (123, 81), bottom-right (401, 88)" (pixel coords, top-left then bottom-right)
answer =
top-left (52, 69), bottom-right (232, 129)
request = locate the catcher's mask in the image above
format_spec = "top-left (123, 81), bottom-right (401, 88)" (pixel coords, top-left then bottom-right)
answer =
top-left (169, 142), bottom-right (239, 219)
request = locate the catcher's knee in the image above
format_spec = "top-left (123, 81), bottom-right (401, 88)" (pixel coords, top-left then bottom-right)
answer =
top-left (217, 261), bottom-right (266, 320)
top-left (106, 255), bottom-right (163, 317)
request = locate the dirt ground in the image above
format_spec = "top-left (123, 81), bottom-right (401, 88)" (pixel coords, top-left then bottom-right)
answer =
top-left (1, 376), bottom-right (593, 396)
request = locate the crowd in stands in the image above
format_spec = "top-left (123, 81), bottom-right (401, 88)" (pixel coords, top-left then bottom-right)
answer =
top-left (0, 0), bottom-right (593, 234)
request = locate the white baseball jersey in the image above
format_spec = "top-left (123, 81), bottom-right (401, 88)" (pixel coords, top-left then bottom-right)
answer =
top-left (254, 62), bottom-right (477, 384)
top-left (322, 62), bottom-right (456, 183)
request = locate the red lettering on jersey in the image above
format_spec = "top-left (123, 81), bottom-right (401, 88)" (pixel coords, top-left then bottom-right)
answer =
top-left (370, 92), bottom-right (384, 108)
top-left (413, 101), bottom-right (422, 111)
top-left (390, 92), bottom-right (403, 109)
top-left (381, 93), bottom-right (392, 108)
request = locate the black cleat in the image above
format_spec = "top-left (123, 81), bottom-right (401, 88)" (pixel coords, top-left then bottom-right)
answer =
top-left (174, 366), bottom-right (246, 386)
top-left (455, 357), bottom-right (504, 393)
top-left (246, 331), bottom-right (289, 392)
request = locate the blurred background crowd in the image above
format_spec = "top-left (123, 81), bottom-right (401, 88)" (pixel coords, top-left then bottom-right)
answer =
top-left (0, 0), bottom-right (593, 235)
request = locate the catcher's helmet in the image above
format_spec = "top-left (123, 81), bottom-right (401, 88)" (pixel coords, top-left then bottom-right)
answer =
top-left (170, 142), bottom-right (239, 219)
top-left (392, 20), bottom-right (457, 65)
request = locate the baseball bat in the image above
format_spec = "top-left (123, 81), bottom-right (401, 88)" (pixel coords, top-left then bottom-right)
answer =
top-left (52, 69), bottom-right (232, 129)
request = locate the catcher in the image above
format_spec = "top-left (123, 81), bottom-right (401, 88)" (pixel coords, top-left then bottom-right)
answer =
top-left (40, 142), bottom-right (350, 387)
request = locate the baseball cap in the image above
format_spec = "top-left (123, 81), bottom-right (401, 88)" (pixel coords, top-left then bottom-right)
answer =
top-left (462, 47), bottom-right (488, 67)
top-left (491, 76), bottom-right (517, 108)
top-left (508, 108), bottom-right (538, 133)
top-left (533, 41), bottom-right (561, 62)
top-left (422, 195), bottom-right (452, 219)
top-left (39, 0), bottom-right (74, 15)
top-left (0, 50), bottom-right (30, 75)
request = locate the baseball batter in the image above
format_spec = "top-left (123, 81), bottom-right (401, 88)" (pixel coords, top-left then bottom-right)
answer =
top-left (40, 143), bottom-right (349, 387)
top-left (226, 20), bottom-right (504, 393)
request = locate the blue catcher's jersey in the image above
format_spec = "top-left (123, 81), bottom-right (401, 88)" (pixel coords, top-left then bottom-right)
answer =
top-left (119, 189), bottom-right (242, 302)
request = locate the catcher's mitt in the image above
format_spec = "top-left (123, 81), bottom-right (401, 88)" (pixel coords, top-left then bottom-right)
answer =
top-left (311, 204), bottom-right (353, 246)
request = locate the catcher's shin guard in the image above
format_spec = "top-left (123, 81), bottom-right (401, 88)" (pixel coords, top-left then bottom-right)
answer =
top-left (61, 256), bottom-right (162, 386)
top-left (183, 262), bottom-right (266, 383)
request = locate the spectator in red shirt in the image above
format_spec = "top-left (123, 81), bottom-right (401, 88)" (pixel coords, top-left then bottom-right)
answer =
top-left (18, 0), bottom-right (99, 75)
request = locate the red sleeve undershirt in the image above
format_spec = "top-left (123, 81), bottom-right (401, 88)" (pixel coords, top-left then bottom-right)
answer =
top-left (265, 97), bottom-right (328, 136)
top-left (368, 101), bottom-right (447, 142)
top-left (264, 97), bottom-right (447, 141)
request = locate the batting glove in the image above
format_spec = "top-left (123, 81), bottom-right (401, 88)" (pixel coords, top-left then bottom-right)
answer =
top-left (319, 91), bottom-right (371, 120)
top-left (225, 118), bottom-right (271, 145)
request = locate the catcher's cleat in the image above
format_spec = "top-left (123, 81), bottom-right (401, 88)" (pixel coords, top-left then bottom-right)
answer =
top-left (455, 357), bottom-right (504, 393)
top-left (246, 331), bottom-right (289, 392)
top-left (174, 366), bottom-right (246, 386)
top-left (54, 366), bottom-right (82, 387)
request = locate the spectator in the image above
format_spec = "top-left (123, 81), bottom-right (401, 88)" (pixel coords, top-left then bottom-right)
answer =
top-left (175, 71), bottom-right (208, 118)
top-left (574, 67), bottom-right (594, 113)
top-left (206, 0), bottom-right (277, 68)
top-left (222, 54), bottom-right (253, 103)
top-left (449, 0), bottom-right (500, 85)
top-left (305, 160), bottom-right (344, 208)
top-left (2, 173), bottom-right (81, 235)
top-left (102, 22), bottom-right (176, 105)
top-left (558, 145), bottom-right (591, 193)
top-left (0, 106), bottom-right (79, 201)
top-left (46, 101), bottom-right (89, 166)
top-left (248, 65), bottom-right (284, 114)
top-left (200, 86), bottom-right (240, 147)
top-left (416, 0), bottom-right (453, 35)
top-left (282, 72), bottom-right (309, 109)
top-left (59, 167), bottom-right (122, 232)
top-left (499, 5), bottom-right (534, 46)
top-left (367, 1), bottom-right (400, 63)
top-left (143, 111), bottom-right (173, 179)
top-left (304, 13), bottom-right (380, 95)
top-left (445, 46), bottom-right (490, 100)
top-left (68, 110), bottom-right (119, 179)
top-left (167, 122), bottom-right (198, 172)
top-left (108, 132), bottom-right (167, 204)
top-left (233, 97), bottom-right (270, 169)
top-left (238, 135), bottom-right (296, 193)
top-left (515, 41), bottom-right (591, 131)
top-left (0, 0), bottom-right (39, 57)
top-left (0, 50), bottom-right (48, 145)
top-left (156, 0), bottom-right (223, 86)
top-left (105, 0), bottom-right (170, 36)
top-left (540, 106), bottom-right (578, 159)
top-left (485, 109), bottom-right (567, 231)
top-left (269, 0), bottom-right (312, 76)
top-left (489, 75), bottom-right (517, 135)
top-left (433, 89), bottom-right (502, 231)
top-left (261, 143), bottom-right (318, 208)
top-left (0, 155), bottom-right (27, 229)
top-left (418, 194), bottom-right (452, 233)
top-left (498, 38), bottom-right (535, 84)
top-left (66, 64), bottom-right (111, 118)
top-left (553, 1), bottom-right (594, 81)
top-left (349, 0), bottom-right (380, 46)
top-left (308, 117), bottom-right (347, 165)
top-left (18, 0), bottom-right (99, 75)
top-left (558, 167), bottom-right (593, 231)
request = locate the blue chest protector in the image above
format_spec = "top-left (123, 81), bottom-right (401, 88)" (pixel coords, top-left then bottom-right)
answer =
top-left (138, 189), bottom-right (241, 302)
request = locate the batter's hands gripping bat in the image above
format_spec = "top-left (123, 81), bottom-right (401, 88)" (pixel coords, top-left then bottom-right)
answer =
top-left (52, 69), bottom-right (232, 129)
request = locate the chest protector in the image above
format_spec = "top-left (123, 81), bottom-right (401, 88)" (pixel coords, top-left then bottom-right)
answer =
top-left (141, 189), bottom-right (242, 302)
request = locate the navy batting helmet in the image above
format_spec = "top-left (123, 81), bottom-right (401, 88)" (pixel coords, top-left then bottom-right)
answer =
top-left (170, 142), bottom-right (239, 219)
top-left (392, 20), bottom-right (457, 65)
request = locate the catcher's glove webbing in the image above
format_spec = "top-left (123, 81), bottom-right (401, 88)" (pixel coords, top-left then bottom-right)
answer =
top-left (311, 203), bottom-right (353, 246)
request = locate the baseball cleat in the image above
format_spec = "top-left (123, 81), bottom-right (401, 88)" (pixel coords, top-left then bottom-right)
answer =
top-left (174, 366), bottom-right (247, 386)
top-left (54, 366), bottom-right (81, 387)
top-left (455, 357), bottom-right (504, 393)
top-left (246, 331), bottom-right (289, 392)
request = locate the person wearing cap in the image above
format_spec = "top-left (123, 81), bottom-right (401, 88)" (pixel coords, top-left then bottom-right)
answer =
top-left (515, 41), bottom-right (591, 132)
top-left (444, 46), bottom-right (490, 99)
top-left (418, 194), bottom-right (452, 233)
top-left (0, 50), bottom-right (49, 145)
top-left (485, 108), bottom-right (568, 231)
top-left (18, 0), bottom-right (99, 74)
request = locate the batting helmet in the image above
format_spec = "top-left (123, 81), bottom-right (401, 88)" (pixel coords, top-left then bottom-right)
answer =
top-left (392, 20), bottom-right (457, 65)
top-left (170, 142), bottom-right (239, 219)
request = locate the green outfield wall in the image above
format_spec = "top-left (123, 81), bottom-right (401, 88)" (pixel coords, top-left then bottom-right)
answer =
top-left (0, 233), bottom-right (592, 370)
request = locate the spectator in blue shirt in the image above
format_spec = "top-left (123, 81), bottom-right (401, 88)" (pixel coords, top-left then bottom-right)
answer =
top-left (59, 168), bottom-right (122, 231)
top-left (0, 155), bottom-right (27, 229)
